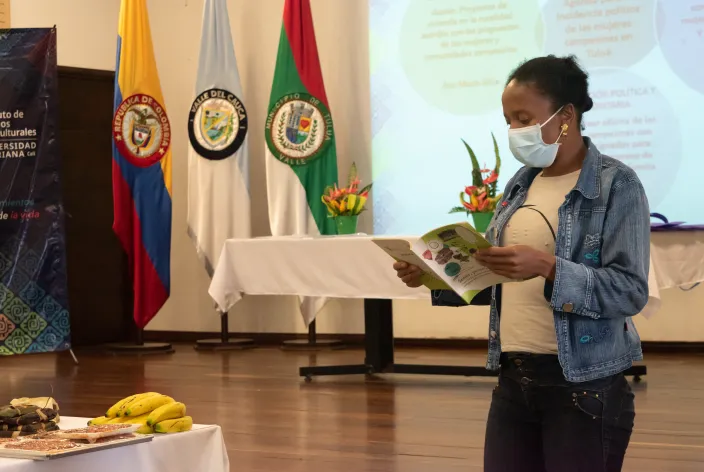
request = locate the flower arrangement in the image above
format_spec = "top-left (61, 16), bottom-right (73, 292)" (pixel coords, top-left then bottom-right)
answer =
top-left (322, 163), bottom-right (372, 217)
top-left (449, 132), bottom-right (502, 215)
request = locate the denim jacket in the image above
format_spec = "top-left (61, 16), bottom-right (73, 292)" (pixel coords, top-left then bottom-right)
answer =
top-left (432, 138), bottom-right (650, 382)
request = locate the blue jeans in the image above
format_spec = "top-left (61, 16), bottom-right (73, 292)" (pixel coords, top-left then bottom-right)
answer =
top-left (485, 353), bottom-right (635, 472)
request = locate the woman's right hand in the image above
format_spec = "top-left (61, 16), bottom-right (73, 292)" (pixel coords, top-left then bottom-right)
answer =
top-left (393, 261), bottom-right (423, 288)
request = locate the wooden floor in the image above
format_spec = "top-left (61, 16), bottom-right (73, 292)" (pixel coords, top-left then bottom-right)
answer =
top-left (1, 345), bottom-right (704, 471)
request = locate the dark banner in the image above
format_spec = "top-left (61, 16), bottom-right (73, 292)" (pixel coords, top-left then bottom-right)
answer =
top-left (0, 28), bottom-right (71, 355)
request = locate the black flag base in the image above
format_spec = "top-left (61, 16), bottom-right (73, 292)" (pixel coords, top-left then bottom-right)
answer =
top-left (105, 342), bottom-right (175, 356)
top-left (104, 329), bottom-right (174, 356)
top-left (194, 338), bottom-right (255, 351)
top-left (281, 320), bottom-right (344, 351)
top-left (194, 312), bottom-right (256, 351)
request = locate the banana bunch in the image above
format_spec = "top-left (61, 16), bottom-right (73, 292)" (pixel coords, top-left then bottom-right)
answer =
top-left (90, 392), bottom-right (192, 435)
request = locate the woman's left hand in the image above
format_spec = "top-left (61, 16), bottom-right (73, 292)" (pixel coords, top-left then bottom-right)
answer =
top-left (474, 245), bottom-right (556, 280)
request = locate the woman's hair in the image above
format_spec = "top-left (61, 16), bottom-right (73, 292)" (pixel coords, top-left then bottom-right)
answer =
top-left (506, 55), bottom-right (593, 124)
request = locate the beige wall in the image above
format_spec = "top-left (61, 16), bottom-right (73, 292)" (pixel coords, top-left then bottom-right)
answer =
top-left (12, 0), bottom-right (704, 341)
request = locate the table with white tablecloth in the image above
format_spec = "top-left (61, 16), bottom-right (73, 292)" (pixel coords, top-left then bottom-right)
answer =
top-left (209, 232), bottom-right (704, 380)
top-left (0, 417), bottom-right (229, 472)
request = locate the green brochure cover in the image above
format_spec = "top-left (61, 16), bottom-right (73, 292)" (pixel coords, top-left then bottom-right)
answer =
top-left (373, 222), bottom-right (510, 303)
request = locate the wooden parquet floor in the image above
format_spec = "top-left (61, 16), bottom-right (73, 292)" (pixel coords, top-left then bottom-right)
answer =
top-left (1, 345), bottom-right (703, 471)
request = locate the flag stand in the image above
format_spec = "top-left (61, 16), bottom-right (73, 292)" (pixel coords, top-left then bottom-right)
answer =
top-left (194, 311), bottom-right (255, 351)
top-left (281, 320), bottom-right (343, 350)
top-left (105, 324), bottom-right (174, 355)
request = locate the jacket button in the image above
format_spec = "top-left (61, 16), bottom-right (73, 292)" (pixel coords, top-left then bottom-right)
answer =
top-left (562, 303), bottom-right (574, 313)
top-left (514, 359), bottom-right (523, 366)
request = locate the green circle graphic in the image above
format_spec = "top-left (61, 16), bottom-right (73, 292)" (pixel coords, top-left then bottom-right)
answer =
top-left (400, 0), bottom-right (542, 115)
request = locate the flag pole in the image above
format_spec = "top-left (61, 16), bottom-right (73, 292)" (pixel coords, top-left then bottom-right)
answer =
top-left (105, 328), bottom-right (175, 355)
top-left (108, 0), bottom-right (174, 355)
top-left (188, 0), bottom-right (253, 352)
top-left (104, 254), bottom-right (174, 355)
top-left (266, 0), bottom-right (344, 351)
top-left (194, 310), bottom-right (255, 351)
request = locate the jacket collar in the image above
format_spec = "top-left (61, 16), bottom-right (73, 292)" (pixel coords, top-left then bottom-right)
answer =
top-left (507, 136), bottom-right (602, 200)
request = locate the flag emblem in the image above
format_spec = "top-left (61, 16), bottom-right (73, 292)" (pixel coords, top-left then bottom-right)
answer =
top-left (265, 93), bottom-right (333, 166)
top-left (113, 93), bottom-right (171, 167)
top-left (202, 107), bottom-right (232, 145)
top-left (188, 88), bottom-right (248, 160)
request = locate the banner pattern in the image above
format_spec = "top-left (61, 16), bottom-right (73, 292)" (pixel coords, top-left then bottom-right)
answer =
top-left (0, 28), bottom-right (71, 355)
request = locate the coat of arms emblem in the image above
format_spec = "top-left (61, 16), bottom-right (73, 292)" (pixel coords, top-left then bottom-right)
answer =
top-left (188, 88), bottom-right (248, 160)
top-left (113, 94), bottom-right (171, 167)
top-left (265, 92), bottom-right (333, 166)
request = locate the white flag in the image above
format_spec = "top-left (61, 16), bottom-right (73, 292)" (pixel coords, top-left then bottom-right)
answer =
top-left (187, 0), bottom-right (250, 286)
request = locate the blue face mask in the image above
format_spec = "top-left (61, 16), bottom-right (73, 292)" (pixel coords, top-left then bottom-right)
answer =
top-left (508, 107), bottom-right (565, 168)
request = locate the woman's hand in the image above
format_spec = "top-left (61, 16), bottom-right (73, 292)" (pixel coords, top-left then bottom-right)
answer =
top-left (474, 245), bottom-right (556, 280)
top-left (393, 261), bottom-right (423, 288)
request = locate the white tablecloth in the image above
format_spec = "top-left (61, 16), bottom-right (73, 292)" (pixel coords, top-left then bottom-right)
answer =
top-left (649, 232), bottom-right (704, 289)
top-left (0, 417), bottom-right (229, 472)
top-left (209, 232), bottom-right (704, 319)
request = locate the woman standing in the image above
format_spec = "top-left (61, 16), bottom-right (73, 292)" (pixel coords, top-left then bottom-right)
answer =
top-left (394, 55), bottom-right (649, 471)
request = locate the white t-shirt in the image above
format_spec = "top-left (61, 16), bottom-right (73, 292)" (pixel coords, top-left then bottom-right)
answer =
top-left (500, 170), bottom-right (580, 354)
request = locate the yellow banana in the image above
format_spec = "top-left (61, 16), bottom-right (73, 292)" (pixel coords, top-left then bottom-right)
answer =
top-left (118, 392), bottom-right (160, 417)
top-left (120, 412), bottom-right (153, 434)
top-left (135, 423), bottom-right (153, 434)
top-left (154, 416), bottom-right (193, 434)
top-left (106, 395), bottom-right (138, 418)
top-left (147, 402), bottom-right (186, 426)
top-left (107, 416), bottom-right (128, 424)
top-left (123, 394), bottom-right (174, 417)
top-left (87, 416), bottom-right (110, 426)
top-left (108, 392), bottom-right (159, 417)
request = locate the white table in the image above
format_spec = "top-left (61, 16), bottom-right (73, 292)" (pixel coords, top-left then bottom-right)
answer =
top-left (649, 232), bottom-right (704, 289)
top-left (208, 233), bottom-right (704, 315)
top-left (209, 235), bottom-right (426, 313)
top-left (0, 417), bottom-right (229, 472)
top-left (208, 232), bottom-right (704, 380)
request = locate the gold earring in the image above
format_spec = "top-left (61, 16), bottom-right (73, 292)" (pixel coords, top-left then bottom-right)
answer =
top-left (561, 123), bottom-right (568, 136)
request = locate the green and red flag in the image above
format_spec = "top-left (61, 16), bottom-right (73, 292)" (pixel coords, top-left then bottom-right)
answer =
top-left (265, 0), bottom-right (338, 239)
top-left (265, 0), bottom-right (338, 325)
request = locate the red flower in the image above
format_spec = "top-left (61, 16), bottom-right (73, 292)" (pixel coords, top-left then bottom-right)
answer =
top-left (483, 171), bottom-right (498, 185)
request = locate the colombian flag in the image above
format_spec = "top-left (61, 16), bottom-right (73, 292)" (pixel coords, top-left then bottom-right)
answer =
top-left (112, 0), bottom-right (172, 329)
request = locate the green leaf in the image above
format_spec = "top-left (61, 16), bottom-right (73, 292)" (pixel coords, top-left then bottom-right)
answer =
top-left (449, 206), bottom-right (469, 214)
top-left (491, 132), bottom-right (501, 176)
top-left (359, 183), bottom-right (372, 194)
top-left (347, 162), bottom-right (358, 187)
top-left (462, 139), bottom-right (483, 188)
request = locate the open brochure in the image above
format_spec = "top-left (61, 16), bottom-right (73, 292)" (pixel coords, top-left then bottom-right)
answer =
top-left (372, 222), bottom-right (511, 304)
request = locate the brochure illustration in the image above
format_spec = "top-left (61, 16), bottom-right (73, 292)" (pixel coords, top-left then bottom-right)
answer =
top-left (373, 222), bottom-right (511, 303)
